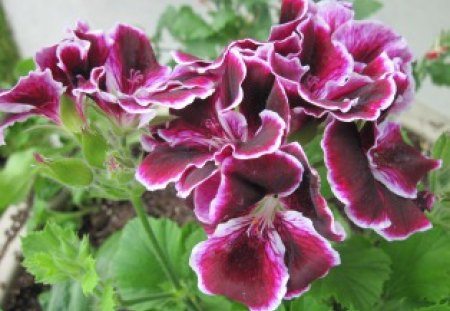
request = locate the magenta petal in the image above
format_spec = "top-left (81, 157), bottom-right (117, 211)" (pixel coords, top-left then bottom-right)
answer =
top-left (316, 0), bottom-right (354, 32)
top-left (375, 188), bottom-right (432, 241)
top-left (106, 24), bottom-right (162, 94)
top-left (176, 161), bottom-right (218, 198)
top-left (323, 120), bottom-right (390, 228)
top-left (56, 39), bottom-right (89, 76)
top-left (331, 77), bottom-right (397, 121)
top-left (300, 16), bottom-right (353, 95)
top-left (190, 217), bottom-right (288, 311)
top-left (275, 211), bottom-right (340, 299)
top-left (279, 0), bottom-right (308, 24)
top-left (36, 45), bottom-right (68, 85)
top-left (219, 49), bottom-right (246, 111)
top-left (239, 57), bottom-right (276, 132)
top-left (234, 110), bottom-right (286, 159)
top-left (0, 70), bottom-right (63, 123)
top-left (281, 143), bottom-right (345, 242)
top-left (136, 145), bottom-right (213, 191)
top-left (333, 21), bottom-right (406, 64)
top-left (193, 171), bottom-right (222, 224)
top-left (368, 122), bottom-right (441, 198)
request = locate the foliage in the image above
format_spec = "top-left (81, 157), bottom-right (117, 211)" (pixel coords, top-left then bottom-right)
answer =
top-left (153, 0), bottom-right (273, 59)
top-left (415, 31), bottom-right (450, 89)
top-left (0, 148), bottom-right (36, 212)
top-left (22, 222), bottom-right (99, 295)
top-left (312, 236), bottom-right (391, 311)
top-left (0, 3), bottom-right (19, 85)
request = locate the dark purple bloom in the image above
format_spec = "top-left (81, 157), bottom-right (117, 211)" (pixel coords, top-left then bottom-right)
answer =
top-left (75, 23), bottom-right (172, 126)
top-left (267, 0), bottom-right (414, 122)
top-left (0, 70), bottom-right (63, 145)
top-left (190, 201), bottom-right (340, 311)
top-left (136, 49), bottom-right (291, 196)
top-left (35, 21), bottom-right (110, 95)
top-left (322, 119), bottom-right (441, 240)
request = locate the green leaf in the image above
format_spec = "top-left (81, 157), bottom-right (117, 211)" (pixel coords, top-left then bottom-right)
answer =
top-left (415, 305), bottom-right (450, 311)
top-left (288, 296), bottom-right (330, 311)
top-left (312, 236), bottom-right (391, 311)
top-left (97, 282), bottom-right (116, 311)
top-left (40, 158), bottom-right (93, 187)
top-left (60, 95), bottom-right (84, 133)
top-left (14, 58), bottom-right (36, 78)
top-left (430, 133), bottom-right (450, 195)
top-left (0, 149), bottom-right (36, 212)
top-left (81, 129), bottom-right (108, 168)
top-left (160, 6), bottom-right (213, 42)
top-left (353, 0), bottom-right (383, 19)
top-left (428, 61), bottom-right (450, 86)
top-left (96, 231), bottom-right (122, 280)
top-left (111, 218), bottom-right (206, 311)
top-left (39, 281), bottom-right (92, 311)
top-left (22, 222), bottom-right (99, 295)
top-left (381, 226), bottom-right (450, 303)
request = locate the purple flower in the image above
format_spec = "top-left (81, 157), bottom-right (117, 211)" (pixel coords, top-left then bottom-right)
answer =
top-left (35, 21), bottom-right (110, 95)
top-left (322, 119), bottom-right (441, 240)
top-left (75, 23), bottom-right (172, 127)
top-left (136, 49), bottom-right (291, 195)
top-left (0, 70), bottom-right (63, 145)
top-left (190, 198), bottom-right (339, 311)
top-left (268, 0), bottom-right (414, 122)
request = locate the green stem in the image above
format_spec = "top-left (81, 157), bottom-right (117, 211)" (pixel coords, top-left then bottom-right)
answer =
top-left (129, 192), bottom-right (202, 311)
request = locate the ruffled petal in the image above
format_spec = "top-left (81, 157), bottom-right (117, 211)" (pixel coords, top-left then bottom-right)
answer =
top-left (176, 161), bottom-right (218, 198)
top-left (234, 110), bottom-right (286, 159)
top-left (193, 171), bottom-right (222, 224)
top-left (322, 120), bottom-right (390, 228)
top-left (218, 49), bottom-right (246, 111)
top-left (279, 0), bottom-right (308, 24)
top-left (281, 143), bottom-right (345, 242)
top-left (315, 0), bottom-right (354, 32)
top-left (209, 152), bottom-right (303, 224)
top-left (0, 70), bottom-right (63, 123)
top-left (190, 217), bottom-right (288, 311)
top-left (368, 122), bottom-right (441, 198)
top-left (106, 24), bottom-right (163, 94)
top-left (136, 145), bottom-right (213, 191)
top-left (374, 188), bottom-right (433, 241)
top-left (275, 211), bottom-right (340, 298)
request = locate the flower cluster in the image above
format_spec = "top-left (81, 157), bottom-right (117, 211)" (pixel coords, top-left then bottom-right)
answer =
top-left (0, 0), bottom-right (441, 310)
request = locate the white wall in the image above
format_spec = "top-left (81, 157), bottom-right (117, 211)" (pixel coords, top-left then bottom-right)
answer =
top-left (2, 0), bottom-right (450, 119)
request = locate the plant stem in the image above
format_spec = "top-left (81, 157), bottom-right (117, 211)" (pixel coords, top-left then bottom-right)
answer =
top-left (129, 192), bottom-right (202, 311)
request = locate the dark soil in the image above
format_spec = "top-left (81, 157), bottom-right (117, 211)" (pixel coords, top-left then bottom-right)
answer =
top-left (2, 187), bottom-right (194, 311)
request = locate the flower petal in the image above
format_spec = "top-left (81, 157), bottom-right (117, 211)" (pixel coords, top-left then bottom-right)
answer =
top-left (0, 70), bottom-right (63, 123)
top-left (281, 143), bottom-right (345, 242)
top-left (234, 110), bottom-right (286, 159)
top-left (322, 120), bottom-right (390, 228)
top-left (374, 189), bottom-right (433, 241)
top-left (190, 216), bottom-right (288, 311)
top-left (176, 161), bottom-right (218, 198)
top-left (368, 122), bottom-right (441, 198)
top-left (193, 171), bottom-right (222, 224)
top-left (275, 211), bottom-right (340, 298)
top-left (218, 49), bottom-right (247, 111)
top-left (279, 0), bottom-right (308, 24)
top-left (136, 145), bottom-right (213, 191)
top-left (209, 151), bottom-right (303, 224)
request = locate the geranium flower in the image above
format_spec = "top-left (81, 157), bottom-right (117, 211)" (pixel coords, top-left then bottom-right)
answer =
top-left (74, 23), bottom-right (171, 127)
top-left (190, 197), bottom-right (340, 311)
top-left (322, 119), bottom-right (441, 240)
top-left (268, 0), bottom-right (414, 121)
top-left (0, 70), bottom-right (63, 145)
top-left (136, 49), bottom-right (291, 196)
top-left (35, 21), bottom-right (110, 95)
